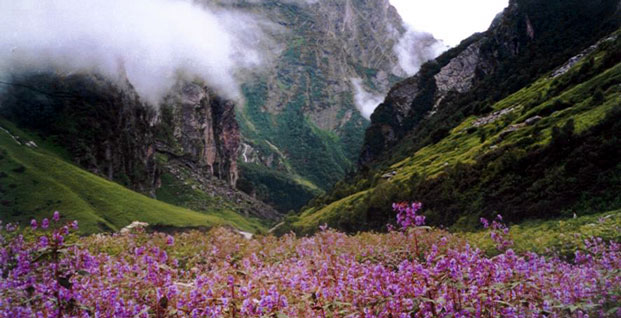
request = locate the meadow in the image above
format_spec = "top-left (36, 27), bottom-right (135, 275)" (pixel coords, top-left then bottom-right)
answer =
top-left (1, 205), bottom-right (619, 317)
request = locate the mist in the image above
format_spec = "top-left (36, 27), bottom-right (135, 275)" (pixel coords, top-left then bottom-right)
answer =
top-left (352, 23), bottom-right (445, 119)
top-left (351, 78), bottom-right (385, 120)
top-left (0, 0), bottom-right (274, 105)
top-left (394, 26), bottom-right (447, 76)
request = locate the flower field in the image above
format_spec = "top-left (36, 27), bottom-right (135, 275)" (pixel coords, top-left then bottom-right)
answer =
top-left (1, 207), bottom-right (620, 317)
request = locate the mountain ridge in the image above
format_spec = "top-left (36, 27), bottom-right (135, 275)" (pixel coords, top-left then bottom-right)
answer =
top-left (0, 72), bottom-right (281, 227)
top-left (285, 0), bottom-right (621, 234)
top-left (227, 0), bottom-right (441, 212)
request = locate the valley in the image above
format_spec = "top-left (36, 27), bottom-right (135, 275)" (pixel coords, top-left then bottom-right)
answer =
top-left (0, 0), bottom-right (620, 316)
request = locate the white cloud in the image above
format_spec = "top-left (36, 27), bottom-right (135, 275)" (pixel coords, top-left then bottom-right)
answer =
top-left (0, 0), bottom-right (275, 105)
top-left (351, 78), bottom-right (384, 120)
top-left (394, 27), bottom-right (447, 76)
top-left (390, 0), bottom-right (509, 47)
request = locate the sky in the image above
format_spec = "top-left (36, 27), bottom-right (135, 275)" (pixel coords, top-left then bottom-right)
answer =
top-left (389, 0), bottom-right (510, 47)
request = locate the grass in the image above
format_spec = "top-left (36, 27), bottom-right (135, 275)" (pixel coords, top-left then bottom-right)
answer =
top-left (0, 120), bottom-right (266, 234)
top-left (292, 44), bottom-right (620, 232)
top-left (462, 209), bottom-right (621, 256)
top-left (292, 190), bottom-right (369, 233)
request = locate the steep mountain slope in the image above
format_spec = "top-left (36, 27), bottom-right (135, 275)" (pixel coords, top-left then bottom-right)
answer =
top-left (225, 0), bottom-right (440, 212)
top-left (286, 0), bottom-right (621, 234)
top-left (0, 0), bottom-right (436, 227)
top-left (0, 119), bottom-right (266, 234)
top-left (0, 72), bottom-right (280, 226)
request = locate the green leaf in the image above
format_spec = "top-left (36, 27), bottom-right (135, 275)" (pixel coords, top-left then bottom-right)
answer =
top-left (76, 270), bottom-right (90, 276)
top-left (57, 276), bottom-right (72, 290)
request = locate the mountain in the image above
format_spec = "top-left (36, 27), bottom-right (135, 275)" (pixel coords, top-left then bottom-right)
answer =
top-left (225, 0), bottom-right (440, 212)
top-left (0, 0), bottom-right (435, 230)
top-left (285, 0), bottom-right (621, 234)
top-left (0, 73), bottom-right (279, 232)
top-left (0, 118), bottom-right (266, 234)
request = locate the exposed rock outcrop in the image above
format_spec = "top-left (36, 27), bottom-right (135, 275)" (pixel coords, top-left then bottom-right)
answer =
top-left (434, 42), bottom-right (483, 95)
top-left (551, 35), bottom-right (618, 78)
top-left (218, 0), bottom-right (441, 207)
top-left (0, 73), bottom-right (280, 220)
top-left (358, 0), bottom-right (620, 167)
top-left (159, 82), bottom-right (239, 186)
top-left (472, 107), bottom-right (517, 127)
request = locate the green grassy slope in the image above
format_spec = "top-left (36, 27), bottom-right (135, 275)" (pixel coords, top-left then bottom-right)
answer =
top-left (0, 120), bottom-right (266, 234)
top-left (233, 0), bottom-right (405, 212)
top-left (462, 208), bottom-right (621, 257)
top-left (286, 35), bottom-right (621, 234)
top-left (236, 78), bottom-right (352, 212)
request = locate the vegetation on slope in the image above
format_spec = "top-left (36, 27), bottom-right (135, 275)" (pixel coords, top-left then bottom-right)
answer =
top-left (0, 120), bottom-right (266, 234)
top-left (236, 76), bottom-right (356, 212)
top-left (237, 162), bottom-right (322, 213)
top-left (465, 208), bottom-right (621, 257)
top-left (362, 0), bottom-right (620, 166)
top-left (233, 0), bottom-right (409, 212)
top-left (239, 78), bottom-right (353, 190)
top-left (288, 36), bottom-right (621, 235)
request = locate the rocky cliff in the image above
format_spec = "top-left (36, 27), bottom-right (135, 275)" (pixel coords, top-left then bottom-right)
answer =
top-left (218, 0), bottom-right (440, 212)
top-left (0, 73), bottom-right (280, 220)
top-left (0, 73), bottom-right (159, 192)
top-left (288, 0), bottom-right (621, 234)
top-left (359, 0), bottom-right (620, 167)
top-left (158, 82), bottom-right (239, 187)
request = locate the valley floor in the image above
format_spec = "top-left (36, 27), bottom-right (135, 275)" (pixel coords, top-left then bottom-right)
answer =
top-left (1, 209), bottom-right (619, 317)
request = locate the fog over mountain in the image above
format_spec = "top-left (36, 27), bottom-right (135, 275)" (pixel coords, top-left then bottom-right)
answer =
top-left (0, 0), bottom-right (448, 118)
top-left (0, 0), bottom-right (276, 104)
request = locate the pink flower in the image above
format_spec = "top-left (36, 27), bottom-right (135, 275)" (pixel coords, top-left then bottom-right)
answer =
top-left (394, 201), bottom-right (424, 229)
top-left (38, 235), bottom-right (48, 248)
top-left (480, 218), bottom-right (489, 228)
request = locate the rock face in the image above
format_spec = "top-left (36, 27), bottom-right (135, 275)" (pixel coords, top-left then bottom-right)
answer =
top-left (159, 82), bottom-right (239, 186)
top-left (0, 73), bottom-right (160, 193)
top-left (433, 42), bottom-right (484, 95)
top-left (359, 0), bottom-right (620, 166)
top-left (222, 0), bottom-right (440, 210)
top-left (0, 73), bottom-right (280, 220)
top-left (236, 0), bottom-right (410, 130)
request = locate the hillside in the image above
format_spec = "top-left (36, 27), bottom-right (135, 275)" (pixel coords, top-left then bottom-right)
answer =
top-left (0, 0), bottom-right (440, 217)
top-left (0, 112), bottom-right (266, 235)
top-left (225, 0), bottom-right (440, 212)
top-left (0, 71), bottom-right (281, 226)
top-left (2, 0), bottom-right (621, 315)
top-left (287, 0), bottom-right (621, 234)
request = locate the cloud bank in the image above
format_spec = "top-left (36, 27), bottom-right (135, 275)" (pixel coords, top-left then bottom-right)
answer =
top-left (0, 0), bottom-right (274, 105)
top-left (352, 23), bottom-right (445, 119)
top-left (351, 78), bottom-right (385, 120)
top-left (394, 26), bottom-right (447, 76)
